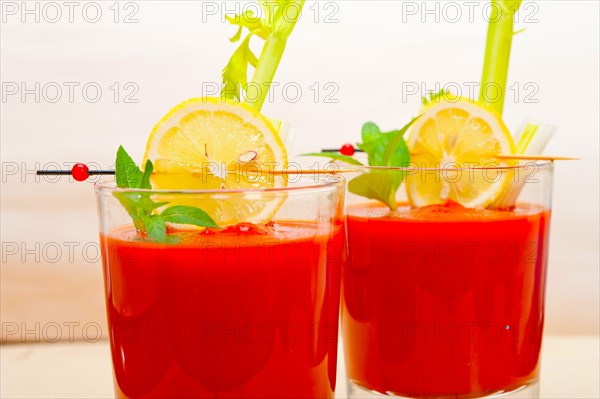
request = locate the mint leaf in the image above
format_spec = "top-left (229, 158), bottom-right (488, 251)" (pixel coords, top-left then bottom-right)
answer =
top-left (379, 128), bottom-right (409, 200)
top-left (358, 134), bottom-right (389, 166)
top-left (361, 122), bottom-right (381, 144)
top-left (384, 131), bottom-right (410, 167)
top-left (136, 195), bottom-right (168, 217)
top-left (116, 145), bottom-right (142, 188)
top-left (141, 215), bottom-right (166, 242)
top-left (301, 152), bottom-right (364, 166)
top-left (358, 130), bottom-right (402, 166)
top-left (115, 147), bottom-right (158, 225)
top-left (161, 206), bottom-right (220, 228)
top-left (146, 200), bottom-right (169, 211)
top-left (383, 117), bottom-right (418, 167)
top-left (114, 146), bottom-right (220, 239)
top-left (351, 117), bottom-right (419, 210)
top-left (113, 192), bottom-right (144, 230)
top-left (140, 160), bottom-right (153, 189)
top-left (348, 172), bottom-right (397, 210)
top-left (358, 117), bottom-right (418, 167)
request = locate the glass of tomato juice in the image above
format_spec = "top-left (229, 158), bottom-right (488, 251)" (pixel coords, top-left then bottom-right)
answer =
top-left (95, 175), bottom-right (346, 398)
top-left (342, 162), bottom-right (553, 399)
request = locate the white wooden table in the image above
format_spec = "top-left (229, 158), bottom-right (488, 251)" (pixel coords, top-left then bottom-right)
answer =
top-left (2, 335), bottom-right (598, 398)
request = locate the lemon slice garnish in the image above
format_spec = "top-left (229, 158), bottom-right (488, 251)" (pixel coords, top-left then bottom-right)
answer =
top-left (406, 97), bottom-right (516, 208)
top-left (143, 97), bottom-right (288, 226)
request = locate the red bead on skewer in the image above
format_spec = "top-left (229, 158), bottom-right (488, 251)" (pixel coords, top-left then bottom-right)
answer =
top-left (71, 163), bottom-right (89, 181)
top-left (320, 145), bottom-right (362, 154)
top-left (340, 143), bottom-right (355, 156)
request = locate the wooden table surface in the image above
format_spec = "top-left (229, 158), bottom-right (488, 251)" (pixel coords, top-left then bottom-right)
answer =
top-left (2, 335), bottom-right (598, 398)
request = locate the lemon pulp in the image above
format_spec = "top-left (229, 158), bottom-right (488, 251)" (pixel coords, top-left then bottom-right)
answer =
top-left (143, 97), bottom-right (288, 226)
top-left (406, 97), bottom-right (516, 208)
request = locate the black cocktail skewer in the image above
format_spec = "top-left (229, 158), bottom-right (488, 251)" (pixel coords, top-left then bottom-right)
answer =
top-left (36, 163), bottom-right (114, 181)
top-left (36, 170), bottom-right (115, 175)
top-left (321, 148), bottom-right (364, 153)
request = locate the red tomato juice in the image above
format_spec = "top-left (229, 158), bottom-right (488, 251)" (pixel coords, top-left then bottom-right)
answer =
top-left (342, 201), bottom-right (551, 398)
top-left (100, 221), bottom-right (344, 398)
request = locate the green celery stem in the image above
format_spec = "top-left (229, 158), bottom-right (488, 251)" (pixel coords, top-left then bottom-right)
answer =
top-left (479, 7), bottom-right (516, 115)
top-left (246, 34), bottom-right (287, 112)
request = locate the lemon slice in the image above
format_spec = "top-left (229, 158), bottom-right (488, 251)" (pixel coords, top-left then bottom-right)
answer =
top-left (406, 97), bottom-right (516, 208)
top-left (143, 97), bottom-right (288, 226)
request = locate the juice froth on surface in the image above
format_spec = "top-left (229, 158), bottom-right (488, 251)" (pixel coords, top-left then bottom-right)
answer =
top-left (342, 201), bottom-right (551, 399)
top-left (347, 200), bottom-right (545, 221)
top-left (100, 221), bottom-right (343, 399)
top-left (110, 221), bottom-right (331, 244)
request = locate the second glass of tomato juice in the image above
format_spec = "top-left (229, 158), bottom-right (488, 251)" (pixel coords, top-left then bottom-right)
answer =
top-left (329, 96), bottom-right (555, 398)
top-left (341, 159), bottom-right (552, 399)
top-left (325, 2), bottom-right (557, 397)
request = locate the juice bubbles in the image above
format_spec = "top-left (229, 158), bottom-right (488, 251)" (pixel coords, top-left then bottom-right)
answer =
top-left (101, 221), bottom-right (344, 398)
top-left (342, 201), bottom-right (551, 398)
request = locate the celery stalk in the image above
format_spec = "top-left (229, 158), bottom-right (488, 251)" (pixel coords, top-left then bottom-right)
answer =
top-left (222, 0), bottom-right (305, 112)
top-left (247, 1), bottom-right (304, 111)
top-left (479, 0), bottom-right (522, 115)
top-left (246, 34), bottom-right (288, 111)
top-left (490, 121), bottom-right (556, 209)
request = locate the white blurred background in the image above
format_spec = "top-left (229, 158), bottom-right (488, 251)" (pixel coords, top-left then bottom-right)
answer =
top-left (1, 0), bottom-right (598, 343)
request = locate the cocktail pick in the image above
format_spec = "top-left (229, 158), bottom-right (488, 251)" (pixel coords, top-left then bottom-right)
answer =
top-left (35, 162), bottom-right (362, 182)
top-left (37, 149), bottom-right (579, 183)
top-left (320, 145), bottom-right (579, 161)
top-left (493, 154), bottom-right (580, 161)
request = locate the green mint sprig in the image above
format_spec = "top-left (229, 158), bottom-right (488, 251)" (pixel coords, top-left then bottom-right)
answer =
top-left (350, 118), bottom-right (417, 210)
top-left (305, 118), bottom-right (418, 210)
top-left (222, 0), bottom-right (305, 111)
top-left (114, 146), bottom-right (219, 241)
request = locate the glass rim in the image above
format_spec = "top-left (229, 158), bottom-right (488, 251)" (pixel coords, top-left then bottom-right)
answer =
top-left (94, 175), bottom-right (344, 195)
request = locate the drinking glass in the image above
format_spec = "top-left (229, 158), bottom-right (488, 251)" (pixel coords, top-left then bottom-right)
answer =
top-left (95, 174), bottom-right (346, 398)
top-left (341, 162), bottom-right (553, 399)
